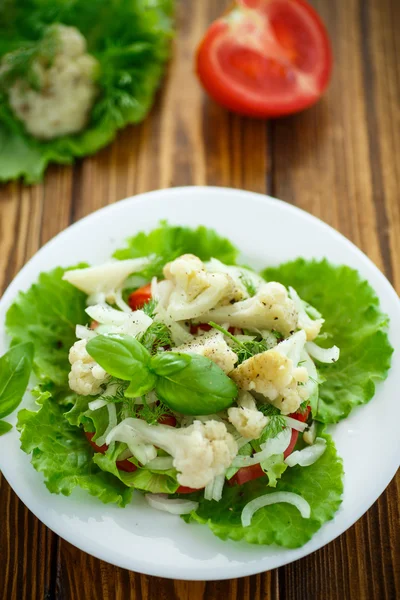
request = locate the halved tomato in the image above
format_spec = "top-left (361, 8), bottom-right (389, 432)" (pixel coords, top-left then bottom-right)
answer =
top-left (128, 283), bottom-right (152, 311)
top-left (196, 0), bottom-right (332, 117)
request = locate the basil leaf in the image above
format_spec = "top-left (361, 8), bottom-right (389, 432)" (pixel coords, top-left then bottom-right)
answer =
top-left (150, 352), bottom-right (192, 376)
top-left (86, 334), bottom-right (150, 380)
top-left (155, 354), bottom-right (237, 415)
top-left (0, 342), bottom-right (34, 419)
top-left (125, 370), bottom-right (157, 398)
top-left (0, 421), bottom-right (12, 436)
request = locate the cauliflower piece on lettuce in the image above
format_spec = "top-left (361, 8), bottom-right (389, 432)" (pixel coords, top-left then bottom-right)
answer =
top-left (288, 286), bottom-right (324, 341)
top-left (162, 254), bottom-right (236, 321)
top-left (175, 330), bottom-right (238, 373)
top-left (106, 418), bottom-right (238, 488)
top-left (3, 24), bottom-right (99, 140)
top-left (230, 331), bottom-right (309, 414)
top-left (68, 339), bottom-right (109, 396)
top-left (198, 282), bottom-right (298, 337)
top-left (205, 258), bottom-right (264, 300)
top-left (63, 258), bottom-right (150, 309)
top-left (228, 390), bottom-right (269, 439)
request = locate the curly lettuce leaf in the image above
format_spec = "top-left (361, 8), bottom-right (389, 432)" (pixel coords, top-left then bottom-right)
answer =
top-left (263, 259), bottom-right (393, 423)
top-left (5, 266), bottom-right (88, 386)
top-left (186, 433), bottom-right (343, 548)
top-left (0, 0), bottom-right (174, 183)
top-left (114, 221), bottom-right (239, 278)
top-left (17, 395), bottom-right (132, 506)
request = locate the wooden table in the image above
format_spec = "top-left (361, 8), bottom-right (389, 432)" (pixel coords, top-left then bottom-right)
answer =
top-left (1, 0), bottom-right (399, 598)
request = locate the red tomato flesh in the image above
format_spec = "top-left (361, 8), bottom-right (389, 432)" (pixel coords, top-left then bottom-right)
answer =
top-left (229, 405), bottom-right (311, 486)
top-left (196, 0), bottom-right (332, 117)
top-left (84, 432), bottom-right (138, 472)
top-left (176, 485), bottom-right (202, 494)
top-left (128, 283), bottom-right (152, 311)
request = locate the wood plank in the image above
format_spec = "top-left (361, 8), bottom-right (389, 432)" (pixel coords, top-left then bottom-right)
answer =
top-left (272, 0), bottom-right (400, 598)
top-left (0, 166), bottom-right (74, 599)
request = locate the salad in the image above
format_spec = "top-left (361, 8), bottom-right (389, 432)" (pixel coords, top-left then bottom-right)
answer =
top-left (0, 223), bottom-right (393, 548)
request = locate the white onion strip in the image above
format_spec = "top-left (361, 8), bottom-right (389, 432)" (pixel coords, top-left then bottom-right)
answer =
top-left (88, 398), bottom-right (108, 411)
top-left (145, 456), bottom-right (174, 471)
top-left (145, 493), bottom-right (198, 515)
top-left (306, 341), bottom-right (340, 363)
top-left (241, 492), bottom-right (311, 527)
top-left (285, 437), bottom-right (327, 467)
top-left (284, 416), bottom-right (307, 432)
top-left (95, 403), bottom-right (117, 447)
top-left (75, 324), bottom-right (96, 340)
top-left (232, 429), bottom-right (291, 468)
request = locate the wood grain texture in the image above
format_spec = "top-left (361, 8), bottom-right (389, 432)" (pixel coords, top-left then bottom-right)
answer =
top-left (0, 0), bottom-right (399, 598)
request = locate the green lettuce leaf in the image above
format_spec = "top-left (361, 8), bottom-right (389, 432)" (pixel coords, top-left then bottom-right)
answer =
top-left (113, 221), bottom-right (239, 278)
top-left (17, 395), bottom-right (132, 506)
top-left (93, 444), bottom-right (179, 493)
top-left (260, 453), bottom-right (287, 488)
top-left (5, 266), bottom-right (88, 386)
top-left (0, 0), bottom-right (174, 183)
top-left (187, 433), bottom-right (343, 548)
top-left (0, 420), bottom-right (13, 436)
top-left (263, 259), bottom-right (393, 423)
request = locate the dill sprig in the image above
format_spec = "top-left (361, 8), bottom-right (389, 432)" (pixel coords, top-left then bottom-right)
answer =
top-left (141, 298), bottom-right (157, 317)
top-left (123, 395), bottom-right (173, 425)
top-left (239, 273), bottom-right (257, 297)
top-left (139, 321), bottom-right (173, 354)
top-left (208, 321), bottom-right (274, 364)
top-left (258, 405), bottom-right (287, 444)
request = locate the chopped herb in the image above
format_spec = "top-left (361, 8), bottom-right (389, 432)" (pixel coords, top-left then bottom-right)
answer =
top-left (141, 298), bottom-right (157, 318)
top-left (138, 321), bottom-right (173, 354)
top-left (239, 273), bottom-right (257, 297)
top-left (208, 321), bottom-right (273, 364)
top-left (124, 395), bottom-right (173, 425)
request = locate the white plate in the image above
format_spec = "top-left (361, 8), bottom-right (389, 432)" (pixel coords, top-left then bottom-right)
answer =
top-left (0, 187), bottom-right (399, 580)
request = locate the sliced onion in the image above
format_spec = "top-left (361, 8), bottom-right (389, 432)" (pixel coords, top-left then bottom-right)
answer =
top-left (204, 479), bottom-right (214, 501)
top-left (241, 492), bottom-right (311, 527)
top-left (95, 403), bottom-right (117, 447)
top-left (303, 421), bottom-right (317, 445)
top-left (145, 493), bottom-right (198, 515)
top-left (232, 428), bottom-right (291, 467)
top-left (284, 416), bottom-right (307, 432)
top-left (285, 437), bottom-right (326, 467)
top-left (114, 289), bottom-right (132, 313)
top-left (204, 473), bottom-right (225, 502)
top-left (88, 398), bottom-right (108, 411)
top-left (145, 456), bottom-right (174, 471)
top-left (306, 341), bottom-right (340, 363)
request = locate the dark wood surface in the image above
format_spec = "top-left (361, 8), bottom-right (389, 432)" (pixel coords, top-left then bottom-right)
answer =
top-left (0, 0), bottom-right (399, 598)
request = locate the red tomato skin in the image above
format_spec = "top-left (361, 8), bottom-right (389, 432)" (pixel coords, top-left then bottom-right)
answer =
top-left (158, 414), bottom-right (177, 427)
top-left (85, 431), bottom-right (108, 453)
top-left (176, 485), bottom-right (202, 494)
top-left (128, 284), bottom-right (152, 311)
top-left (196, 0), bottom-right (332, 118)
top-left (116, 459), bottom-right (138, 473)
top-left (85, 432), bottom-right (137, 472)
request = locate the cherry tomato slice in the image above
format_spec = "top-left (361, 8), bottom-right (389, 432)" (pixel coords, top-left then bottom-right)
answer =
top-left (196, 0), bottom-right (332, 117)
top-left (116, 459), bottom-right (138, 473)
top-left (85, 431), bottom-right (108, 453)
top-left (176, 485), bottom-right (203, 494)
top-left (158, 414), bottom-right (177, 427)
top-left (128, 283), bottom-right (152, 311)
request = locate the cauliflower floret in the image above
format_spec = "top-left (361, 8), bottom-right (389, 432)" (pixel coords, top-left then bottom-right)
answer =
top-left (3, 24), bottom-right (99, 140)
top-left (198, 282), bottom-right (298, 337)
top-left (68, 339), bottom-right (109, 396)
top-left (63, 258), bottom-right (150, 310)
top-left (162, 254), bottom-right (236, 320)
top-left (205, 259), bottom-right (265, 300)
top-left (230, 331), bottom-right (309, 414)
top-left (228, 391), bottom-right (269, 439)
top-left (175, 330), bottom-right (238, 373)
top-left (106, 418), bottom-right (238, 488)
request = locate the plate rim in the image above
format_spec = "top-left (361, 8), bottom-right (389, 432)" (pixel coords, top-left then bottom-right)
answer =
top-left (0, 185), bottom-right (399, 580)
